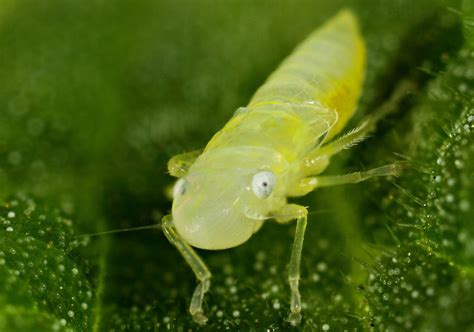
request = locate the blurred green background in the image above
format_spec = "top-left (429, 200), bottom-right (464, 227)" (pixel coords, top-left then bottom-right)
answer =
top-left (0, 0), bottom-right (473, 330)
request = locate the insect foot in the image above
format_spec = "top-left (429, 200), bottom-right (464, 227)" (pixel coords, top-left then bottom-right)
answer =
top-left (287, 311), bottom-right (302, 326)
top-left (191, 311), bottom-right (208, 326)
top-left (287, 277), bottom-right (302, 325)
top-left (189, 278), bottom-right (211, 325)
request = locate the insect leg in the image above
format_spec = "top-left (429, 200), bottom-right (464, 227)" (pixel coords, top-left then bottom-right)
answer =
top-left (167, 149), bottom-right (203, 177)
top-left (162, 215), bottom-right (211, 325)
top-left (303, 80), bottom-right (415, 176)
top-left (290, 163), bottom-right (404, 196)
top-left (302, 120), bottom-right (373, 177)
top-left (316, 121), bottom-right (372, 157)
top-left (274, 204), bottom-right (308, 325)
top-left (302, 122), bottom-right (372, 177)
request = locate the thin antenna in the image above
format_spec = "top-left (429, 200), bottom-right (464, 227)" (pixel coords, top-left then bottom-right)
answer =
top-left (75, 224), bottom-right (161, 238)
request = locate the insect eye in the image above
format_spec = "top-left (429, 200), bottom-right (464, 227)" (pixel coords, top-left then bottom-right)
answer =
top-left (173, 178), bottom-right (187, 198)
top-left (251, 171), bottom-right (276, 199)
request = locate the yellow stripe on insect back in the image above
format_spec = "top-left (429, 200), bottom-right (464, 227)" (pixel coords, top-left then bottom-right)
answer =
top-left (248, 10), bottom-right (366, 139)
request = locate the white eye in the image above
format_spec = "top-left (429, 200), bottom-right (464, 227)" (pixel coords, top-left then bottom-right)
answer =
top-left (173, 178), bottom-right (187, 198)
top-left (251, 171), bottom-right (276, 199)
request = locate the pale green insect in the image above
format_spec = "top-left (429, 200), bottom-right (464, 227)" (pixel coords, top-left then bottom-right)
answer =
top-left (163, 10), bottom-right (406, 325)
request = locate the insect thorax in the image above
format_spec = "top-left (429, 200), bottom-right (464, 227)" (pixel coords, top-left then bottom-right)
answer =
top-left (204, 103), bottom-right (336, 164)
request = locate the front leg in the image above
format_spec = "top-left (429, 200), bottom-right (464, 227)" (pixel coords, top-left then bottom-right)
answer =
top-left (274, 204), bottom-right (308, 325)
top-left (162, 215), bottom-right (211, 325)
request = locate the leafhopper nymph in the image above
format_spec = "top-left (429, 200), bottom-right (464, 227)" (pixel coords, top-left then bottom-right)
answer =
top-left (164, 10), bottom-right (407, 325)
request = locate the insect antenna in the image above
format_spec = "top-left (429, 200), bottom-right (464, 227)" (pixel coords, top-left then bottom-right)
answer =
top-left (74, 223), bottom-right (162, 238)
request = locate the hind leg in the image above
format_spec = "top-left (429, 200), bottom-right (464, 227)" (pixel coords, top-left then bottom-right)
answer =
top-left (289, 163), bottom-right (403, 197)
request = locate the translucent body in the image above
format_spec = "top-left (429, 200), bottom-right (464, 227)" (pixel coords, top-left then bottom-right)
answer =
top-left (172, 11), bottom-right (366, 250)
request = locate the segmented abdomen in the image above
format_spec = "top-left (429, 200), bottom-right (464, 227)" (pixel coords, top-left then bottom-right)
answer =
top-left (248, 10), bottom-right (365, 138)
top-left (203, 10), bottom-right (365, 164)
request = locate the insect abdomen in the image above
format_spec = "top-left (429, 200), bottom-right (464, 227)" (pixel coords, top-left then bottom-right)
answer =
top-left (248, 10), bottom-right (365, 138)
top-left (203, 10), bottom-right (365, 164)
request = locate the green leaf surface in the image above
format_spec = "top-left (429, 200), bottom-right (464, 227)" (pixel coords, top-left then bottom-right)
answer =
top-left (0, 0), bottom-right (472, 331)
